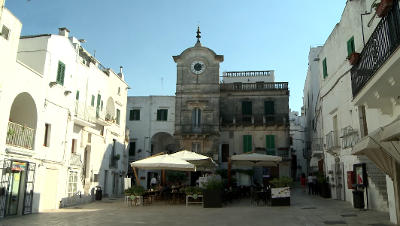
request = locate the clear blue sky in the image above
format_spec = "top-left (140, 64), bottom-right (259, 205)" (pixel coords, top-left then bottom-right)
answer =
top-left (6, 0), bottom-right (346, 112)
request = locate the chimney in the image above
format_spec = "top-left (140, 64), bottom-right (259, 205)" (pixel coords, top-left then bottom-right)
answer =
top-left (58, 27), bottom-right (70, 38)
top-left (118, 66), bottom-right (124, 78)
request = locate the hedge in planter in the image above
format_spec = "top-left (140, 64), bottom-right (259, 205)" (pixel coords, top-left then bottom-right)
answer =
top-left (203, 178), bottom-right (223, 208)
top-left (270, 177), bottom-right (292, 206)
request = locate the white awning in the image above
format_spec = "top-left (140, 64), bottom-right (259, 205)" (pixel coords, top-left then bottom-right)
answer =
top-left (381, 117), bottom-right (400, 142)
top-left (130, 154), bottom-right (195, 171)
top-left (231, 153), bottom-right (282, 167)
top-left (170, 150), bottom-right (217, 170)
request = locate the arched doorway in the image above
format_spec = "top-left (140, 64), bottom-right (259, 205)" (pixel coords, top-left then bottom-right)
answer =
top-left (7, 92), bottom-right (38, 150)
top-left (151, 132), bottom-right (177, 154)
top-left (105, 97), bottom-right (115, 122)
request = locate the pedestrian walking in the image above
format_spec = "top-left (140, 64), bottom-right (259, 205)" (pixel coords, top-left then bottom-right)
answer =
top-left (312, 174), bottom-right (318, 195)
top-left (307, 173), bottom-right (313, 195)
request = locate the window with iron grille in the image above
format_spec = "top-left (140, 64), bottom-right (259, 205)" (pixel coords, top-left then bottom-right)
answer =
top-left (67, 171), bottom-right (78, 197)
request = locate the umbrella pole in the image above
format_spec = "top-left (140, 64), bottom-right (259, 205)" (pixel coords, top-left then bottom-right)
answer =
top-left (133, 167), bottom-right (139, 185)
top-left (162, 170), bottom-right (166, 186)
top-left (228, 158), bottom-right (232, 188)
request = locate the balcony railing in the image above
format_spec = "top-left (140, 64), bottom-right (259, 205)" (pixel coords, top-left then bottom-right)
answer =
top-left (326, 131), bottom-right (340, 151)
top-left (6, 121), bottom-right (35, 150)
top-left (220, 114), bottom-right (289, 127)
top-left (277, 150), bottom-right (290, 160)
top-left (311, 138), bottom-right (323, 152)
top-left (70, 153), bottom-right (82, 167)
top-left (220, 82), bottom-right (288, 92)
top-left (179, 124), bottom-right (218, 134)
top-left (351, 1), bottom-right (400, 97)
top-left (74, 101), bottom-right (108, 125)
top-left (340, 126), bottom-right (360, 149)
top-left (223, 71), bottom-right (273, 77)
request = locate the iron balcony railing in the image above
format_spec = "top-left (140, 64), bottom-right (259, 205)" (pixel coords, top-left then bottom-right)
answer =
top-left (223, 71), bottom-right (273, 77)
top-left (220, 82), bottom-right (288, 92)
top-left (220, 114), bottom-right (289, 127)
top-left (340, 126), bottom-right (360, 149)
top-left (70, 153), bottom-right (83, 167)
top-left (179, 124), bottom-right (218, 134)
top-left (311, 138), bottom-right (324, 152)
top-left (326, 130), bottom-right (340, 151)
top-left (6, 121), bottom-right (35, 150)
top-left (351, 1), bottom-right (400, 97)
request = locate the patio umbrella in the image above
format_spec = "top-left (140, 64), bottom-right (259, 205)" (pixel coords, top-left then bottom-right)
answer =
top-left (131, 154), bottom-right (195, 171)
top-left (230, 153), bottom-right (282, 167)
top-left (170, 150), bottom-right (217, 169)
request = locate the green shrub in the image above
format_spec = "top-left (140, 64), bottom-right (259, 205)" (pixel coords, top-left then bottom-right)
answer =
top-left (125, 185), bottom-right (145, 196)
top-left (204, 178), bottom-right (223, 191)
top-left (184, 186), bottom-right (203, 195)
top-left (270, 176), bottom-right (293, 188)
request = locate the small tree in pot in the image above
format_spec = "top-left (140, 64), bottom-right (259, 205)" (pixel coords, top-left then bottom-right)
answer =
top-left (203, 178), bottom-right (223, 208)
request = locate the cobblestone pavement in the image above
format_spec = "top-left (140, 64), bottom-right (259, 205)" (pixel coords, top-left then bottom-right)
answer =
top-left (0, 188), bottom-right (394, 226)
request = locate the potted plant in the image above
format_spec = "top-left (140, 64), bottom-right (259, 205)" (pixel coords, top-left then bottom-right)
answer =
top-left (270, 176), bottom-right (292, 206)
top-left (184, 186), bottom-right (203, 203)
top-left (203, 178), bottom-right (223, 208)
top-left (347, 52), bottom-right (360, 65)
top-left (126, 185), bottom-right (145, 205)
top-left (317, 174), bottom-right (331, 198)
top-left (375, 0), bottom-right (393, 17)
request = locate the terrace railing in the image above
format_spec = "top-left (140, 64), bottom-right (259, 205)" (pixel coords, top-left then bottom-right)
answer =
top-left (6, 121), bottom-right (35, 150)
top-left (220, 82), bottom-right (288, 92)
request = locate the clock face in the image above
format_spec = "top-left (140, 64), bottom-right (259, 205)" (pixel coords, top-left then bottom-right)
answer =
top-left (191, 60), bottom-right (206, 75)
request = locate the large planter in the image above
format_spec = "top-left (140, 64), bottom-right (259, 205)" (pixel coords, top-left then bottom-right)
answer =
top-left (203, 189), bottom-right (222, 208)
top-left (348, 52), bottom-right (360, 65)
top-left (271, 187), bottom-right (290, 206)
top-left (320, 182), bottom-right (331, 198)
top-left (376, 0), bottom-right (394, 17)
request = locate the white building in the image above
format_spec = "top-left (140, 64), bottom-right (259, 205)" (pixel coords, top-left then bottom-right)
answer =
top-left (0, 4), bottom-right (128, 217)
top-left (126, 96), bottom-right (175, 188)
top-left (289, 111), bottom-right (306, 179)
top-left (303, 0), bottom-right (400, 224)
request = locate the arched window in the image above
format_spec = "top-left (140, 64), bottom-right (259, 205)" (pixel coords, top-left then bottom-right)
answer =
top-left (192, 108), bottom-right (201, 127)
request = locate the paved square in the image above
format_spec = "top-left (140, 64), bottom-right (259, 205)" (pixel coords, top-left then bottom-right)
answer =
top-left (0, 188), bottom-right (393, 226)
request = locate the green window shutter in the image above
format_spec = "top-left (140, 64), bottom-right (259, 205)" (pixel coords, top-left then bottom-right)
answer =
top-left (243, 135), bottom-right (252, 153)
top-left (266, 135), bottom-right (275, 155)
top-left (264, 101), bottom-right (275, 115)
top-left (242, 101), bottom-right (252, 115)
top-left (347, 36), bottom-right (355, 57)
top-left (322, 58), bottom-right (328, 79)
top-left (116, 109), bottom-right (120, 125)
top-left (91, 95), bottom-right (95, 106)
top-left (75, 91), bottom-right (79, 100)
top-left (129, 110), bottom-right (134, 121)
top-left (56, 61), bottom-right (66, 85)
top-left (157, 110), bottom-right (161, 121)
top-left (163, 109), bottom-right (168, 120)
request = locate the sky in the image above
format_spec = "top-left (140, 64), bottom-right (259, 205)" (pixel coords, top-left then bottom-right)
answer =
top-left (5, 0), bottom-right (347, 112)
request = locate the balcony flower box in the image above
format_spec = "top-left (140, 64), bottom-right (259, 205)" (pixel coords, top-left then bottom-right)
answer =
top-left (347, 52), bottom-right (360, 65)
top-left (376, 0), bottom-right (393, 17)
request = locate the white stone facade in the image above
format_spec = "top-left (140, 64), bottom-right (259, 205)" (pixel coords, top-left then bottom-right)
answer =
top-left (289, 111), bottom-right (306, 180)
top-left (0, 6), bottom-right (128, 217)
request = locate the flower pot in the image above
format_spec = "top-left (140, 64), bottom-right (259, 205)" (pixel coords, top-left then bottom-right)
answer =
top-left (270, 187), bottom-right (290, 206)
top-left (203, 189), bottom-right (222, 208)
top-left (348, 52), bottom-right (360, 65)
top-left (376, 0), bottom-right (394, 17)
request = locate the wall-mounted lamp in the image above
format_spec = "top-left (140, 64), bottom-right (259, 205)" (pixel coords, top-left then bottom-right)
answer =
top-left (49, 81), bottom-right (58, 87)
top-left (64, 90), bottom-right (72, 96)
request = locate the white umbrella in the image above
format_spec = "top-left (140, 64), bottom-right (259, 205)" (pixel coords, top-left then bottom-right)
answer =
top-left (130, 154), bottom-right (195, 171)
top-left (170, 150), bottom-right (217, 169)
top-left (231, 153), bottom-right (282, 167)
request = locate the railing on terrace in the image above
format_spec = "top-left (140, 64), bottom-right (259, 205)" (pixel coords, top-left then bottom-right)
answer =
top-left (325, 130), bottom-right (340, 151)
top-left (6, 121), bottom-right (35, 150)
top-left (351, 1), bottom-right (400, 96)
top-left (220, 82), bottom-right (288, 92)
top-left (179, 124), bottom-right (218, 134)
top-left (311, 138), bottom-right (324, 152)
top-left (340, 126), bottom-right (360, 149)
top-left (220, 114), bottom-right (289, 127)
top-left (223, 71), bottom-right (273, 77)
top-left (70, 153), bottom-right (82, 167)
top-left (74, 101), bottom-right (107, 124)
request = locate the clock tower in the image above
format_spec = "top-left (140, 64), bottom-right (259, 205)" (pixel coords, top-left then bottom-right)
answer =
top-left (173, 27), bottom-right (223, 156)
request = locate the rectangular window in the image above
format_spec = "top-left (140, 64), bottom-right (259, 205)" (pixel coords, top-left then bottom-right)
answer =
top-left (221, 144), bottom-right (229, 163)
top-left (68, 171), bottom-right (78, 197)
top-left (71, 139), bottom-right (77, 153)
top-left (157, 109), bottom-right (168, 121)
top-left (129, 109), bottom-right (140, 121)
top-left (264, 101), bottom-right (275, 115)
top-left (44, 123), bottom-right (51, 147)
top-left (56, 61), bottom-right (66, 85)
top-left (75, 91), bottom-right (79, 100)
top-left (1, 25), bottom-right (10, 40)
top-left (192, 108), bottom-right (201, 127)
top-left (91, 95), bottom-right (95, 107)
top-left (129, 142), bottom-right (136, 156)
top-left (242, 101), bottom-right (252, 115)
top-left (322, 58), bottom-right (328, 79)
top-left (243, 135), bottom-right (252, 153)
top-left (347, 36), bottom-right (355, 57)
top-left (192, 142), bottom-right (201, 153)
top-left (266, 135), bottom-right (276, 155)
top-left (116, 109), bottom-right (121, 125)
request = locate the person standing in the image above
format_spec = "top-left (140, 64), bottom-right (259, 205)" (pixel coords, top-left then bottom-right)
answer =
top-left (312, 174), bottom-right (318, 195)
top-left (300, 173), bottom-right (306, 192)
top-left (307, 173), bottom-right (313, 195)
top-left (150, 175), bottom-right (157, 189)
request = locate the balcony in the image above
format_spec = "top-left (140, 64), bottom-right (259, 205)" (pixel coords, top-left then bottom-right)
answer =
top-left (325, 131), bottom-right (340, 152)
top-left (351, 1), bottom-right (400, 97)
top-left (179, 124), bottom-right (218, 135)
top-left (340, 126), bottom-right (360, 149)
top-left (6, 121), bottom-right (35, 150)
top-left (223, 71), bottom-right (273, 77)
top-left (220, 82), bottom-right (288, 92)
top-left (70, 153), bottom-right (82, 167)
top-left (74, 101), bottom-right (110, 127)
top-left (220, 114), bottom-right (289, 127)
